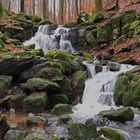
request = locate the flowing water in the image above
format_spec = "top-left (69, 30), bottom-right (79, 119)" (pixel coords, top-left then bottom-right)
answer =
top-left (24, 24), bottom-right (75, 53)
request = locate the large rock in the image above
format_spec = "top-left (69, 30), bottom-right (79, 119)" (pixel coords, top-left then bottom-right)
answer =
top-left (68, 123), bottom-right (97, 140)
top-left (4, 130), bottom-right (26, 140)
top-left (0, 114), bottom-right (10, 139)
top-left (36, 67), bottom-right (64, 81)
top-left (108, 62), bottom-right (121, 71)
top-left (99, 107), bottom-right (134, 122)
top-left (23, 92), bottom-right (47, 113)
top-left (114, 67), bottom-right (140, 108)
top-left (51, 104), bottom-right (73, 116)
top-left (0, 51), bottom-right (34, 75)
top-left (21, 78), bottom-right (61, 92)
top-left (0, 75), bottom-right (12, 98)
top-left (100, 127), bottom-right (125, 140)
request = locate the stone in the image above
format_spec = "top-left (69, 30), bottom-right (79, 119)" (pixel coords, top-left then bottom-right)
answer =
top-left (68, 123), bottom-right (97, 140)
top-left (71, 70), bottom-right (86, 100)
top-left (108, 62), bottom-right (121, 71)
top-left (4, 130), bottom-right (26, 140)
top-left (99, 107), bottom-right (134, 122)
top-left (0, 75), bottom-right (12, 98)
top-left (51, 104), bottom-right (73, 116)
top-left (114, 67), bottom-right (140, 108)
top-left (58, 115), bottom-right (72, 124)
top-left (85, 31), bottom-right (97, 45)
top-left (21, 78), bottom-right (61, 92)
top-left (23, 92), bottom-right (47, 113)
top-left (36, 67), bottom-right (64, 81)
top-left (100, 127), bottom-right (125, 140)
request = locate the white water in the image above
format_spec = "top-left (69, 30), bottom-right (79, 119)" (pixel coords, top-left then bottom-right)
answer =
top-left (24, 25), bottom-right (75, 53)
top-left (71, 62), bottom-right (135, 123)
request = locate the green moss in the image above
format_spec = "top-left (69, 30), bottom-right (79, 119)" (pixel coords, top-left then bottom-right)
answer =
top-left (52, 136), bottom-right (60, 140)
top-left (21, 78), bottom-right (61, 92)
top-left (39, 20), bottom-right (53, 26)
top-left (31, 15), bottom-right (42, 22)
top-left (97, 26), bottom-right (108, 43)
top-left (0, 32), bottom-right (5, 41)
top-left (23, 92), bottom-right (47, 113)
top-left (68, 123), bottom-right (97, 140)
top-left (88, 11), bottom-right (104, 23)
top-left (82, 53), bottom-right (93, 60)
top-left (51, 104), bottom-right (73, 115)
top-left (114, 67), bottom-right (140, 108)
top-left (0, 39), bottom-right (4, 48)
top-left (101, 127), bottom-right (125, 140)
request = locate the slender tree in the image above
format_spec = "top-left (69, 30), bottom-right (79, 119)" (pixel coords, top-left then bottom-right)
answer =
top-left (20, 0), bottom-right (24, 13)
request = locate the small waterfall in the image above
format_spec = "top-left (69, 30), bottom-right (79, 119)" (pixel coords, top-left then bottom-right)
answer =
top-left (24, 24), bottom-right (75, 53)
top-left (71, 63), bottom-right (135, 123)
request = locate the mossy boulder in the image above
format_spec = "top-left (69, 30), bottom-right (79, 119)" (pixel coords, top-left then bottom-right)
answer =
top-left (100, 127), bottom-right (125, 140)
top-left (31, 15), bottom-right (42, 22)
top-left (9, 92), bottom-right (26, 111)
top-left (50, 94), bottom-right (69, 107)
top-left (36, 67), bottom-right (64, 81)
top-left (21, 78), bottom-right (61, 92)
top-left (76, 12), bottom-right (90, 24)
top-left (71, 70), bottom-right (86, 100)
top-left (114, 67), bottom-right (140, 108)
top-left (0, 75), bottom-right (12, 98)
top-left (68, 123), bottom-right (97, 140)
top-left (23, 92), bottom-right (47, 113)
top-left (58, 115), bottom-right (72, 124)
top-left (51, 104), bottom-right (73, 115)
top-left (4, 130), bottom-right (26, 140)
top-left (99, 107), bottom-right (134, 122)
top-left (0, 114), bottom-right (10, 139)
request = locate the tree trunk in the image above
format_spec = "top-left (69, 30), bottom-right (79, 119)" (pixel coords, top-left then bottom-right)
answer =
top-left (20, 0), bottom-right (24, 13)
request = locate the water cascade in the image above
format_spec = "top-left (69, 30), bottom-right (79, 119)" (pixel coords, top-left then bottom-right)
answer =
top-left (71, 62), bottom-right (135, 123)
top-left (24, 24), bottom-right (75, 53)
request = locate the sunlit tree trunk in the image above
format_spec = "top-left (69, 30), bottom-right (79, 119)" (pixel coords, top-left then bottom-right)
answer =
top-left (59, 0), bottom-right (64, 23)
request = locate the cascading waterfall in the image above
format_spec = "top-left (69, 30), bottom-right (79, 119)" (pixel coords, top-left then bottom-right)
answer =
top-left (24, 24), bottom-right (75, 53)
top-left (71, 61), bottom-right (135, 123)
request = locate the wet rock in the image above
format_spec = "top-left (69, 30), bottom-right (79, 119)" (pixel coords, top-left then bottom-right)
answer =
top-left (51, 104), bottom-right (73, 116)
top-left (85, 31), bottom-right (97, 45)
top-left (95, 64), bottom-right (103, 73)
top-left (0, 114), bottom-right (10, 139)
top-left (23, 92), bottom-right (47, 113)
top-left (4, 130), bottom-right (26, 140)
top-left (68, 123), bottom-right (97, 140)
top-left (108, 62), bottom-right (121, 71)
top-left (100, 127), bottom-right (125, 140)
top-left (99, 107), bottom-right (134, 122)
top-left (0, 75), bottom-right (12, 98)
top-left (58, 115), bottom-right (72, 124)
top-left (71, 70), bottom-right (87, 100)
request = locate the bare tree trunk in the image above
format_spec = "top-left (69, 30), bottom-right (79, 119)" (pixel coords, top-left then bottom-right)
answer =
top-left (20, 0), bottom-right (24, 13)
